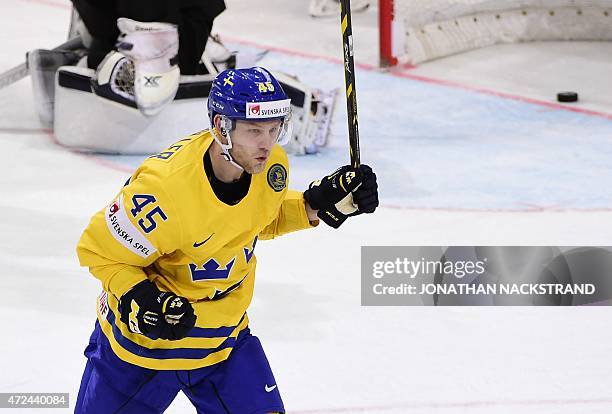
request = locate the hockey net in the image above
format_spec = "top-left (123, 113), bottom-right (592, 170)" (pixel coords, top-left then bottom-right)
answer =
top-left (379, 0), bottom-right (612, 66)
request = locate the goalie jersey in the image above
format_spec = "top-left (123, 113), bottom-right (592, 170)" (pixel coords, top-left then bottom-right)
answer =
top-left (77, 130), bottom-right (315, 370)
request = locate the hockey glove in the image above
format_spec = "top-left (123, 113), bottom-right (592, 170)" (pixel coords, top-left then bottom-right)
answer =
top-left (116, 18), bottom-right (180, 116)
top-left (119, 280), bottom-right (196, 340)
top-left (304, 164), bottom-right (379, 228)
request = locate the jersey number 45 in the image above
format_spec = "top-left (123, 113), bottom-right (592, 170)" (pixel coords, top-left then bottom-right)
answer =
top-left (130, 194), bottom-right (168, 234)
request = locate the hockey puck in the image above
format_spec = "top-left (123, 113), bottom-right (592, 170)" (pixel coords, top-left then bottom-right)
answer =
top-left (557, 91), bottom-right (579, 103)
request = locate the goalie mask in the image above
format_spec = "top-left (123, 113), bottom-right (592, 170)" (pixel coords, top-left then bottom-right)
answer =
top-left (207, 67), bottom-right (292, 170)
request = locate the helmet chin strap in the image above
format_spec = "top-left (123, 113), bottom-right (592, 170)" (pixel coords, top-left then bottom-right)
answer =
top-left (211, 116), bottom-right (245, 172)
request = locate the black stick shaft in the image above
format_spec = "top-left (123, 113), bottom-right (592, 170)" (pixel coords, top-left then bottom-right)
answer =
top-left (339, 0), bottom-right (361, 168)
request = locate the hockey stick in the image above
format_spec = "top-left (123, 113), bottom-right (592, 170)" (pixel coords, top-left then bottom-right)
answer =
top-left (339, 0), bottom-right (361, 168)
top-left (0, 36), bottom-right (83, 91)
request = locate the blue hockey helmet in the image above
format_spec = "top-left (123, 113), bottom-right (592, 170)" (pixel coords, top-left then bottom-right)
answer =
top-left (207, 66), bottom-right (292, 143)
top-left (207, 67), bottom-right (293, 170)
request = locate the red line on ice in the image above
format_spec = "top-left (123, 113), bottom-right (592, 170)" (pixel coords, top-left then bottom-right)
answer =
top-left (0, 127), bottom-right (52, 135)
top-left (45, 131), bottom-right (134, 174)
top-left (220, 35), bottom-right (381, 72)
top-left (390, 69), bottom-right (612, 120)
top-left (223, 36), bottom-right (612, 121)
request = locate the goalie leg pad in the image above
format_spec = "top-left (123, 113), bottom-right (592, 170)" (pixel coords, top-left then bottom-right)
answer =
top-left (55, 65), bottom-right (214, 154)
top-left (28, 48), bottom-right (83, 127)
top-left (273, 71), bottom-right (337, 155)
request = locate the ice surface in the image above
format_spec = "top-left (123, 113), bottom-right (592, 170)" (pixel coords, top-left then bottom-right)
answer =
top-left (1, 0), bottom-right (611, 413)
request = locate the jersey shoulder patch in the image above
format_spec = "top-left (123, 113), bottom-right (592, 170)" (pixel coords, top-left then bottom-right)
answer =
top-left (264, 145), bottom-right (289, 192)
top-left (267, 163), bottom-right (287, 192)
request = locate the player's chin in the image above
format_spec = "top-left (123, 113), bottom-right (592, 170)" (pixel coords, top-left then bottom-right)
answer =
top-left (249, 162), bottom-right (266, 175)
top-left (248, 157), bottom-right (268, 174)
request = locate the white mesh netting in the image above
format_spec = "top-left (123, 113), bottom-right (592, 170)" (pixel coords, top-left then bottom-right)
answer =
top-left (390, 0), bottom-right (612, 64)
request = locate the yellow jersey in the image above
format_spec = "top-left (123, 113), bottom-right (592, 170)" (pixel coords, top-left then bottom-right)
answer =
top-left (77, 130), bottom-right (315, 370)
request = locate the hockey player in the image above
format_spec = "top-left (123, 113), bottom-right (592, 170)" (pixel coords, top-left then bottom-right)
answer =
top-left (74, 66), bottom-right (379, 413)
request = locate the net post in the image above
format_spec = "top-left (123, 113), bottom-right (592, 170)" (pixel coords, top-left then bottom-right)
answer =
top-left (379, 0), bottom-right (398, 67)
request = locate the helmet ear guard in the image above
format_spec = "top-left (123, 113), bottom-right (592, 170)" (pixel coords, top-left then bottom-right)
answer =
top-left (211, 114), bottom-right (244, 170)
top-left (218, 115), bottom-right (233, 138)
